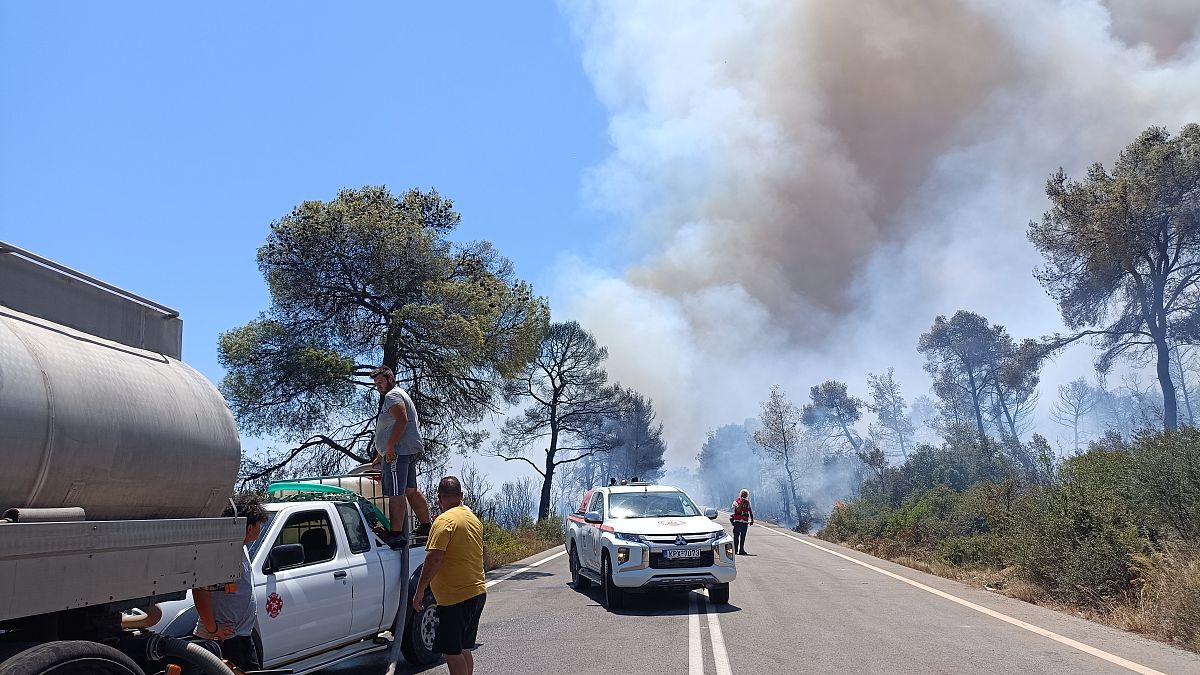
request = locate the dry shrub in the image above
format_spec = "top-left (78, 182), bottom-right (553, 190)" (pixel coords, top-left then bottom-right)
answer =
top-left (1133, 548), bottom-right (1200, 651)
top-left (1006, 578), bottom-right (1050, 605)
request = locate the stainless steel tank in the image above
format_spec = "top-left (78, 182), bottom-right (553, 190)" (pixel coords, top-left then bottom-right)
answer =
top-left (0, 307), bottom-right (241, 520)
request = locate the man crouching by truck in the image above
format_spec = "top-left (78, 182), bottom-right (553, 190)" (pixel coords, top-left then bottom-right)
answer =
top-left (194, 494), bottom-right (268, 671)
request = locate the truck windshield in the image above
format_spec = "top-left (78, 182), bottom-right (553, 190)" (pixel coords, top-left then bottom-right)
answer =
top-left (608, 491), bottom-right (701, 518)
top-left (247, 512), bottom-right (277, 559)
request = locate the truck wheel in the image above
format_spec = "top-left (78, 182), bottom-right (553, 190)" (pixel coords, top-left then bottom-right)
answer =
top-left (569, 543), bottom-right (591, 590)
top-left (601, 553), bottom-right (625, 610)
top-left (401, 588), bottom-right (440, 666)
top-left (0, 641), bottom-right (145, 675)
top-left (709, 583), bottom-right (730, 605)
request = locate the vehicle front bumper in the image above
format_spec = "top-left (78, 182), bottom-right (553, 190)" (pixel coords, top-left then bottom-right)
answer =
top-left (607, 539), bottom-right (737, 591)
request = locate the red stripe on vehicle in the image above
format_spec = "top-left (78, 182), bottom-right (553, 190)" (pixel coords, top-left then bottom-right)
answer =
top-left (601, 525), bottom-right (615, 532)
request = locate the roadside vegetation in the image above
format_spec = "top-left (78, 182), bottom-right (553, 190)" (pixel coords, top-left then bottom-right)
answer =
top-left (482, 516), bottom-right (565, 570)
top-left (820, 429), bottom-right (1200, 652)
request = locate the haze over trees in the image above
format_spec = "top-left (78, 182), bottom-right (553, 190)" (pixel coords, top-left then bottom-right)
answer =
top-left (866, 369), bottom-right (915, 460)
top-left (606, 387), bottom-right (667, 483)
top-left (753, 386), bottom-right (813, 528)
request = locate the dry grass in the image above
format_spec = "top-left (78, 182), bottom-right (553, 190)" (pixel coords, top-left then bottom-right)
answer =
top-left (892, 555), bottom-right (984, 584)
top-left (832, 536), bottom-right (1200, 654)
top-left (1128, 548), bottom-right (1200, 651)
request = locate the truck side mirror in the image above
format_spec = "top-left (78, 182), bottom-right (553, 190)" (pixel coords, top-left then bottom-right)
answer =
top-left (266, 543), bottom-right (305, 573)
top-left (584, 511), bottom-right (603, 524)
top-left (705, 508), bottom-right (718, 520)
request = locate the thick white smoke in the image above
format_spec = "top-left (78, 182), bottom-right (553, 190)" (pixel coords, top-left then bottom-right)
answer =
top-left (556, 0), bottom-right (1200, 467)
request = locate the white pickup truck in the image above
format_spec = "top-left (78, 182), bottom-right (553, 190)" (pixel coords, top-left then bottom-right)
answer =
top-left (152, 495), bottom-right (439, 673)
top-left (564, 483), bottom-right (736, 609)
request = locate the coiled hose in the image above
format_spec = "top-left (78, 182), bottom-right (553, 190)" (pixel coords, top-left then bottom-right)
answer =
top-left (146, 634), bottom-right (235, 675)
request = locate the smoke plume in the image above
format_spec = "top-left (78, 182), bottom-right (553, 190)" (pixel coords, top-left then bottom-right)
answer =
top-left (557, 1), bottom-right (1200, 468)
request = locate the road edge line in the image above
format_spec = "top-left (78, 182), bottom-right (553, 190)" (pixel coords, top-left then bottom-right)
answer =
top-left (484, 549), bottom-right (567, 589)
top-left (690, 592), bottom-right (704, 675)
top-left (754, 524), bottom-right (1166, 675)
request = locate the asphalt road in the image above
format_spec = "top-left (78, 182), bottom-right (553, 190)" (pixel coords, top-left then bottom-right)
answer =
top-left (324, 516), bottom-right (1200, 674)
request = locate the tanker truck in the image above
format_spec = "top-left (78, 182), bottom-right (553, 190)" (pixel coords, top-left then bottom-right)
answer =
top-left (0, 241), bottom-right (248, 674)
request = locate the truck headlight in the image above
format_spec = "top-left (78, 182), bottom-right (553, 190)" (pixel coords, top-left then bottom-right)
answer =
top-left (614, 532), bottom-right (648, 544)
top-left (617, 547), bottom-right (630, 564)
top-left (709, 531), bottom-right (727, 542)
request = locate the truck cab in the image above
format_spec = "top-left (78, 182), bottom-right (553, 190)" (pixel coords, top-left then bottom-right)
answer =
top-left (154, 492), bottom-right (439, 672)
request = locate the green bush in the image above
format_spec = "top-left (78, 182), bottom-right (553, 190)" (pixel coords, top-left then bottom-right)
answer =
top-left (1012, 449), bottom-right (1144, 605)
top-left (823, 498), bottom-right (885, 542)
top-left (482, 520), bottom-right (516, 548)
top-left (937, 533), bottom-right (1007, 567)
top-left (531, 515), bottom-right (565, 541)
top-left (1129, 429), bottom-right (1200, 544)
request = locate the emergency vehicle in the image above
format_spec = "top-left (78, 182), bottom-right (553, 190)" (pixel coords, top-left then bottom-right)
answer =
top-left (564, 483), bottom-right (736, 609)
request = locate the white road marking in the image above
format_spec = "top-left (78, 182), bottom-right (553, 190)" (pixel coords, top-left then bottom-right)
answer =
top-left (690, 592), bottom-right (704, 675)
top-left (700, 589), bottom-right (734, 675)
top-left (755, 524), bottom-right (1167, 675)
top-left (484, 549), bottom-right (567, 589)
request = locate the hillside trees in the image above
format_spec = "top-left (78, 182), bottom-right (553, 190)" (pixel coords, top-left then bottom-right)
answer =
top-left (1029, 124), bottom-right (1200, 431)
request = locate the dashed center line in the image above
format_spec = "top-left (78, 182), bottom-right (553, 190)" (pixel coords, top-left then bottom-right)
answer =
top-left (700, 588), bottom-right (733, 675)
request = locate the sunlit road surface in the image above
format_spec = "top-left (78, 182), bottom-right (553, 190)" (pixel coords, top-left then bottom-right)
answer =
top-left (323, 516), bottom-right (1200, 675)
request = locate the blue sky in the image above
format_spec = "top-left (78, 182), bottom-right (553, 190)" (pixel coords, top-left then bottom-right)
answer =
top-left (2, 1), bottom-right (611, 384)
top-left (10, 2), bottom-right (1199, 482)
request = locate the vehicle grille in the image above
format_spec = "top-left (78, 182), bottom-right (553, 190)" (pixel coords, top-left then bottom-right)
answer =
top-left (650, 550), bottom-right (714, 569)
top-left (643, 532), bottom-right (713, 545)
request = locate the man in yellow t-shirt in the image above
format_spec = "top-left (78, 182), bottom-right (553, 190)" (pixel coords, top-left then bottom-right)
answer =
top-left (413, 476), bottom-right (486, 675)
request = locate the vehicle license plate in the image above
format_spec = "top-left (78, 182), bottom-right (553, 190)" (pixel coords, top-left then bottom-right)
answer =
top-left (665, 548), bottom-right (700, 559)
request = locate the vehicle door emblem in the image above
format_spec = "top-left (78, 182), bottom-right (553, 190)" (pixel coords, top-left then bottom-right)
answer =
top-left (675, 535), bottom-right (687, 546)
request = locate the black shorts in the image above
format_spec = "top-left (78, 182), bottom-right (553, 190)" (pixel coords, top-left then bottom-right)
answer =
top-left (433, 592), bottom-right (486, 655)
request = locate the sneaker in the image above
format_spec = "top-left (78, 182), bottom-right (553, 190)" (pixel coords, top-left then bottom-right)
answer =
top-left (412, 521), bottom-right (432, 538)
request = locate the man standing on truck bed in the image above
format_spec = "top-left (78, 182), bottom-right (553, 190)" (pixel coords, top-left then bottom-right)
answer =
top-left (413, 476), bottom-right (487, 675)
top-left (194, 494), bottom-right (268, 671)
top-left (371, 365), bottom-right (433, 545)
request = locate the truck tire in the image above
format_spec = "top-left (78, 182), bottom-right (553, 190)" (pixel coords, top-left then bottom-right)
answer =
top-left (601, 553), bottom-right (625, 610)
top-left (569, 543), bottom-right (591, 590)
top-left (0, 641), bottom-right (145, 675)
top-left (709, 583), bottom-right (730, 605)
top-left (401, 588), bottom-right (440, 666)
